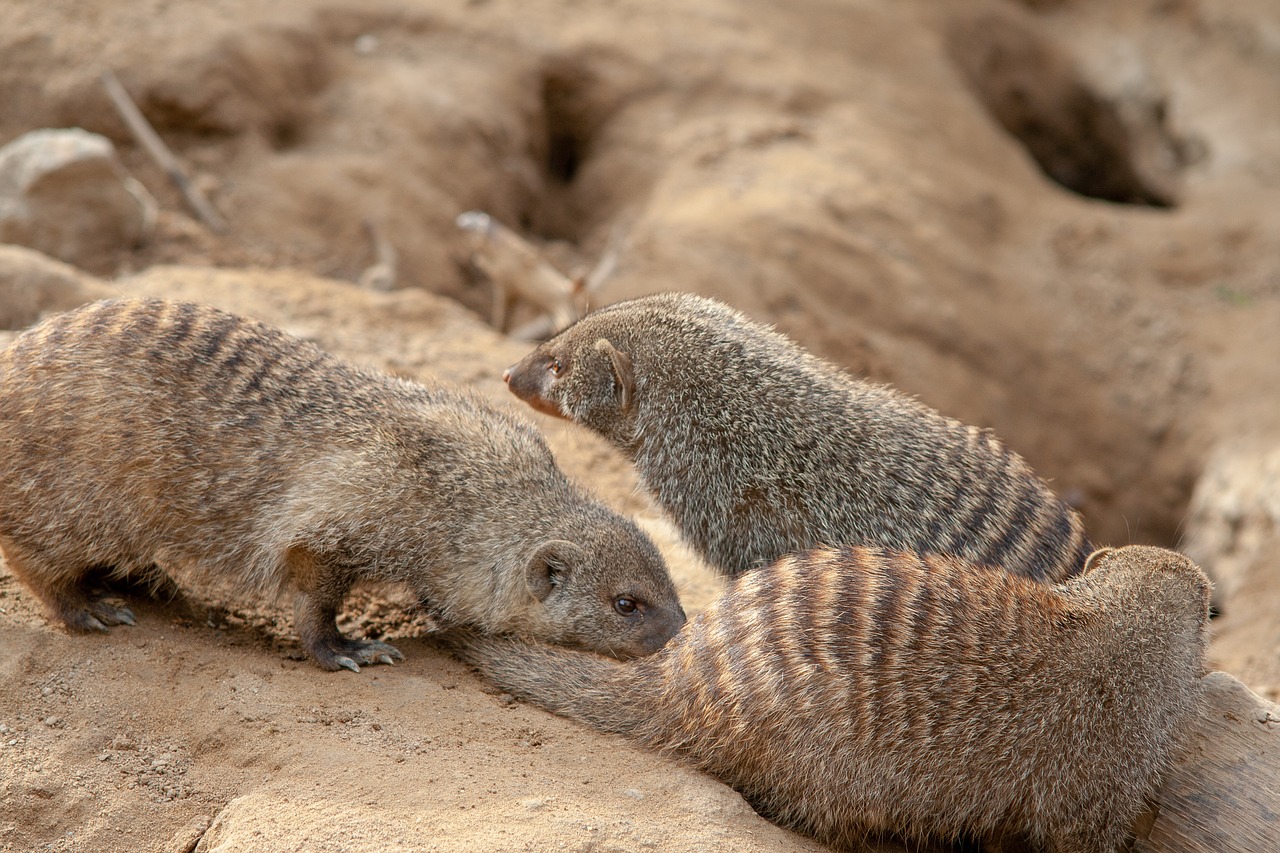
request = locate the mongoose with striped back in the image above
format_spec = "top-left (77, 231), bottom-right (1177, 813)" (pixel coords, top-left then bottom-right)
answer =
top-left (0, 298), bottom-right (685, 671)
top-left (503, 292), bottom-right (1091, 581)
top-left (448, 544), bottom-right (1211, 853)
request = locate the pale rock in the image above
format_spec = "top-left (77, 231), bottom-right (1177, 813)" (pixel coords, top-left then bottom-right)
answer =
top-left (190, 768), bottom-right (826, 853)
top-left (1182, 439), bottom-right (1280, 610)
top-left (0, 128), bottom-right (153, 272)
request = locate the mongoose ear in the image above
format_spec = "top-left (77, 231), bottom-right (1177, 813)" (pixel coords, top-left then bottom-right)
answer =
top-left (526, 540), bottom-right (584, 602)
top-left (594, 338), bottom-right (635, 413)
top-left (1082, 547), bottom-right (1114, 574)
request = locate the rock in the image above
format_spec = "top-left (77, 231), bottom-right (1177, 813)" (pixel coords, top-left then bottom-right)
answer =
top-left (1183, 440), bottom-right (1280, 609)
top-left (0, 243), bottom-right (119, 330)
top-left (0, 128), bottom-right (153, 273)
top-left (187, 743), bottom-right (826, 853)
top-left (1181, 439), bottom-right (1280, 688)
top-left (1137, 671), bottom-right (1280, 853)
top-left (164, 814), bottom-right (211, 853)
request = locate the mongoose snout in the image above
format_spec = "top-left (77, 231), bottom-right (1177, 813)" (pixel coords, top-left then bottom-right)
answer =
top-left (503, 355), bottom-right (566, 419)
top-left (0, 297), bottom-right (685, 671)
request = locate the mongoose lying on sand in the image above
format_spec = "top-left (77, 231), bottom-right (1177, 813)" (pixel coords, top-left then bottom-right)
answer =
top-left (449, 544), bottom-right (1211, 853)
top-left (504, 292), bottom-right (1090, 581)
top-left (0, 298), bottom-right (685, 671)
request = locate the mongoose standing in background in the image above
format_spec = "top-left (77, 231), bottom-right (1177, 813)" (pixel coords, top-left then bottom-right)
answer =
top-left (503, 292), bottom-right (1091, 581)
top-left (0, 298), bottom-right (685, 671)
top-left (456, 210), bottom-right (587, 335)
top-left (449, 544), bottom-right (1211, 853)
top-left (456, 210), bottom-right (627, 340)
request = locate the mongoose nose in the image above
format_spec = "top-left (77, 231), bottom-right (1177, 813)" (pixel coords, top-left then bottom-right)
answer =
top-left (501, 368), bottom-right (511, 384)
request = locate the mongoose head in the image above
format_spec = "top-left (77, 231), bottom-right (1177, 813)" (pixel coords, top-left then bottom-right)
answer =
top-left (516, 511), bottom-right (686, 659)
top-left (1081, 545), bottom-right (1212, 615)
top-left (502, 321), bottom-right (639, 447)
top-left (503, 293), bottom-right (777, 449)
top-left (1079, 545), bottom-right (1212, 665)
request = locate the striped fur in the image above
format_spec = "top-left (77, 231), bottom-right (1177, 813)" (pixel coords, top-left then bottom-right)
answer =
top-left (449, 544), bottom-right (1211, 852)
top-left (0, 298), bottom-right (684, 670)
top-left (503, 292), bottom-right (1090, 581)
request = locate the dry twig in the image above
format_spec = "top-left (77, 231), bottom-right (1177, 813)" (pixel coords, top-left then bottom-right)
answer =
top-left (357, 218), bottom-right (397, 291)
top-left (100, 69), bottom-right (227, 233)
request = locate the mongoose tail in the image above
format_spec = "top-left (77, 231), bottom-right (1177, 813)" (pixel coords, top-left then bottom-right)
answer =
top-left (446, 630), bottom-right (653, 735)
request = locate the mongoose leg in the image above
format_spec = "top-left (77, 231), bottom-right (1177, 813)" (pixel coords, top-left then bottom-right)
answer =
top-left (0, 537), bottom-right (136, 632)
top-left (293, 590), bottom-right (405, 672)
top-left (287, 546), bottom-right (404, 672)
top-left (293, 584), bottom-right (404, 671)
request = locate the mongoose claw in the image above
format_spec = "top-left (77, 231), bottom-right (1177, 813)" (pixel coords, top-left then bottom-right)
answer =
top-left (109, 605), bottom-right (137, 626)
top-left (356, 639), bottom-right (405, 664)
top-left (324, 638), bottom-right (404, 673)
top-left (94, 601), bottom-right (136, 625)
top-left (73, 600), bottom-right (136, 631)
top-left (335, 656), bottom-right (362, 673)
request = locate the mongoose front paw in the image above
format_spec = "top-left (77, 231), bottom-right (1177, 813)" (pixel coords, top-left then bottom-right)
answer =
top-left (318, 638), bottom-right (405, 673)
top-left (64, 599), bottom-right (137, 632)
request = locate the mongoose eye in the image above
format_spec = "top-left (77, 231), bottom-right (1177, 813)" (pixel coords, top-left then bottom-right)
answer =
top-left (548, 358), bottom-right (563, 376)
top-left (613, 596), bottom-right (638, 616)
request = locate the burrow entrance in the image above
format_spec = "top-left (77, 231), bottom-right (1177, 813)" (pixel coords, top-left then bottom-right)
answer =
top-left (946, 11), bottom-right (1197, 208)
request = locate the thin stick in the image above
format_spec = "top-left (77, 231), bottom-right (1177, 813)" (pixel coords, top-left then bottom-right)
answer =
top-left (100, 69), bottom-right (227, 233)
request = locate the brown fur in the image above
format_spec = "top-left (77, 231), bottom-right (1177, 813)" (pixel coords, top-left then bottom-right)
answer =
top-left (449, 545), bottom-right (1211, 852)
top-left (0, 297), bottom-right (685, 671)
top-left (503, 292), bottom-right (1091, 581)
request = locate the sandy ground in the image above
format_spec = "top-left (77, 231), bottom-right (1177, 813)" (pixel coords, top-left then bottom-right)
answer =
top-left (2, 0), bottom-right (1279, 849)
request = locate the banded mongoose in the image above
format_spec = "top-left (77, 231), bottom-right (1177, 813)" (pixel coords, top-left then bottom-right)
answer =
top-left (503, 292), bottom-right (1091, 581)
top-left (456, 210), bottom-right (586, 335)
top-left (0, 298), bottom-right (685, 671)
top-left (449, 544), bottom-right (1211, 853)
